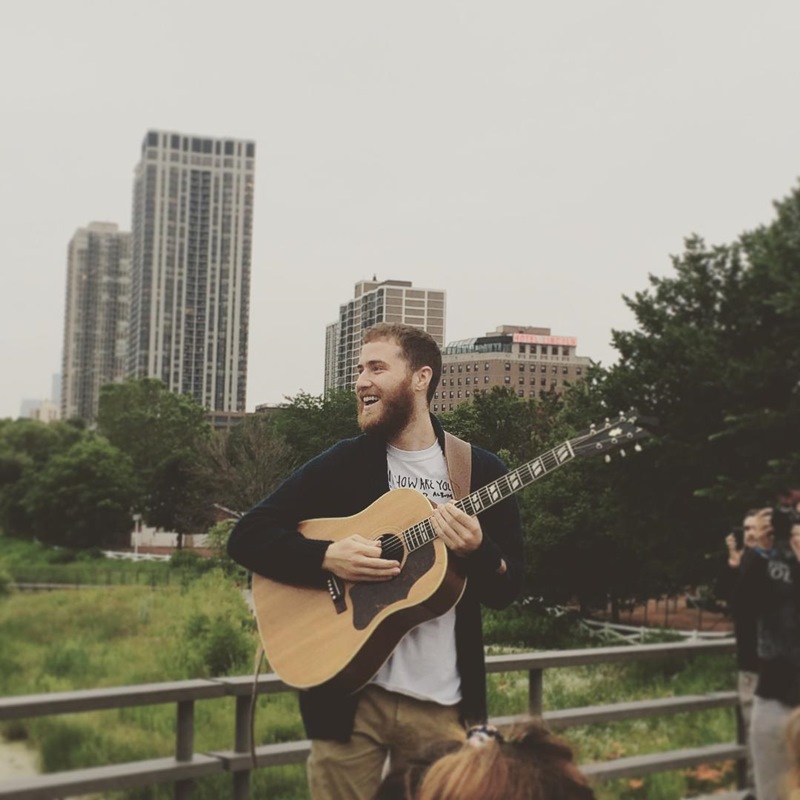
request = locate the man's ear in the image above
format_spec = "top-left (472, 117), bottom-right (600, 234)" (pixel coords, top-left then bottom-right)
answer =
top-left (415, 366), bottom-right (433, 393)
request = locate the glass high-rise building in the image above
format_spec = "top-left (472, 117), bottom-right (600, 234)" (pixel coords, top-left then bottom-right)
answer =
top-left (128, 130), bottom-right (255, 411)
top-left (324, 279), bottom-right (446, 392)
top-left (61, 222), bottom-right (131, 421)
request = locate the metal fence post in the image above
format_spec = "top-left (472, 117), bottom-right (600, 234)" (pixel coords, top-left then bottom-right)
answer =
top-left (233, 694), bottom-right (252, 800)
top-left (175, 699), bottom-right (195, 800)
top-left (529, 669), bottom-right (543, 717)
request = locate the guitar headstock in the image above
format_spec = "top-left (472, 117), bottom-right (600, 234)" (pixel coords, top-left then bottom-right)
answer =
top-left (570, 410), bottom-right (654, 462)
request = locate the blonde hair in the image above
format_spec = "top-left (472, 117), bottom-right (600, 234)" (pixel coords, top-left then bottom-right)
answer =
top-left (414, 721), bottom-right (595, 800)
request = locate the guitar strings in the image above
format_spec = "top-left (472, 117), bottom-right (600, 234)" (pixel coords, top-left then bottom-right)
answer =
top-left (372, 419), bottom-right (634, 562)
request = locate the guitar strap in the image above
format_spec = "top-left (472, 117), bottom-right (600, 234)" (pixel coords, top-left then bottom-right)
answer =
top-left (444, 431), bottom-right (472, 500)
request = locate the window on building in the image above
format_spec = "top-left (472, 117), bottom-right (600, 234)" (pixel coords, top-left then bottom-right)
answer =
top-left (530, 345), bottom-right (537, 354)
top-left (541, 365), bottom-right (546, 373)
top-left (562, 366), bottom-right (568, 374)
top-left (466, 376), bottom-right (471, 385)
top-left (504, 375), bottom-right (511, 384)
top-left (519, 363), bottom-right (525, 372)
top-left (449, 391), bottom-right (454, 398)
top-left (457, 378), bottom-right (462, 385)
top-left (484, 375), bottom-right (490, 384)
top-left (485, 362), bottom-right (490, 370)
top-left (518, 389), bottom-right (525, 397)
top-left (518, 376), bottom-right (524, 384)
top-left (576, 368), bottom-right (582, 376)
top-left (541, 377), bottom-right (547, 385)
top-left (519, 344), bottom-right (526, 353)
top-left (466, 390), bottom-right (471, 397)
top-left (466, 364), bottom-right (471, 371)
top-left (504, 362), bottom-right (511, 370)
top-left (457, 390), bottom-right (462, 398)
top-left (458, 365), bottom-right (462, 372)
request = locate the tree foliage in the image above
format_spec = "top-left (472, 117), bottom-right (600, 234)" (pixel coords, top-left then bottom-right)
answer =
top-left (271, 390), bottom-right (360, 467)
top-left (193, 414), bottom-right (296, 516)
top-left (22, 435), bottom-right (137, 549)
top-left (96, 379), bottom-right (211, 534)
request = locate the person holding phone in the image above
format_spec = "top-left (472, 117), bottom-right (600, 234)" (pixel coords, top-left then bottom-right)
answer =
top-left (720, 510), bottom-right (761, 791)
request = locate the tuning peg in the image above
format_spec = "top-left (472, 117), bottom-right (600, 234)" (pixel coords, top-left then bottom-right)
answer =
top-left (634, 444), bottom-right (642, 452)
top-left (604, 454), bottom-right (611, 463)
top-left (619, 449), bottom-right (626, 457)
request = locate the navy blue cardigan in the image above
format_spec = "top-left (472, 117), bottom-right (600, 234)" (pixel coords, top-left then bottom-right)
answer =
top-left (227, 415), bottom-right (524, 741)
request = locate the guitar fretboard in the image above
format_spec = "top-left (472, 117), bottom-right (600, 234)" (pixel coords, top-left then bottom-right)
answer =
top-left (400, 439), bottom-right (576, 553)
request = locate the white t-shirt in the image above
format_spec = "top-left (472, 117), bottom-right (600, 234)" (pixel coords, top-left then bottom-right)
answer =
top-left (371, 441), bottom-right (462, 706)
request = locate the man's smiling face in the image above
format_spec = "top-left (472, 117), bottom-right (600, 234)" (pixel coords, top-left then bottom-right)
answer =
top-left (356, 338), bottom-right (415, 438)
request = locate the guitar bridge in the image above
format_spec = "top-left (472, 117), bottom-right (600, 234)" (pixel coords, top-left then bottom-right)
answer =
top-left (327, 575), bottom-right (347, 614)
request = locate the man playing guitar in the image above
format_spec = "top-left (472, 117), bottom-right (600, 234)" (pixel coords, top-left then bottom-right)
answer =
top-left (227, 323), bottom-right (523, 800)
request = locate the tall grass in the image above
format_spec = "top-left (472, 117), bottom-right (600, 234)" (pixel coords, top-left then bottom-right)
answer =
top-left (0, 570), bottom-right (739, 799)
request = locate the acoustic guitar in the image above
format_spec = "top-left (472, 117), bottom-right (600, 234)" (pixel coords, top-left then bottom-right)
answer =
top-left (251, 411), bottom-right (651, 694)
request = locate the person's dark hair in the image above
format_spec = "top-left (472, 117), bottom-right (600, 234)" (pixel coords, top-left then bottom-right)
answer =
top-left (363, 323), bottom-right (442, 404)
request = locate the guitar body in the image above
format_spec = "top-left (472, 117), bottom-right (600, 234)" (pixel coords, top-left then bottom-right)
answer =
top-left (251, 488), bottom-right (468, 694)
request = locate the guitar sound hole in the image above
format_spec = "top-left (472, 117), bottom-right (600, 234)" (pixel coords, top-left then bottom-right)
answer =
top-left (378, 534), bottom-right (404, 562)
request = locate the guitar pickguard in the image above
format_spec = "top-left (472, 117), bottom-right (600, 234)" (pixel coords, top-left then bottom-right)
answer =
top-left (350, 547), bottom-right (435, 630)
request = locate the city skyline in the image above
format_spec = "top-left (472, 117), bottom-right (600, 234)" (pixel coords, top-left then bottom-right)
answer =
top-left (3, 2), bottom-right (800, 419)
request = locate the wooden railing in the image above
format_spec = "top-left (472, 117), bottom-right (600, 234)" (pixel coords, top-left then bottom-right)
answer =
top-left (0, 638), bottom-right (743, 800)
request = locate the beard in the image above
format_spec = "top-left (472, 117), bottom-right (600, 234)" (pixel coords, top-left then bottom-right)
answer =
top-left (358, 375), bottom-right (416, 440)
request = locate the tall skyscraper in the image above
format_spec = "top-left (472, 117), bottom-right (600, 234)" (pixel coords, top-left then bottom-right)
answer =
top-left (324, 278), bottom-right (446, 392)
top-left (61, 222), bottom-right (131, 421)
top-left (128, 130), bottom-right (255, 411)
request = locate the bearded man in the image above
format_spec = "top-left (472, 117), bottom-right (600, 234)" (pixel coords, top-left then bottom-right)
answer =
top-left (227, 323), bottom-right (523, 800)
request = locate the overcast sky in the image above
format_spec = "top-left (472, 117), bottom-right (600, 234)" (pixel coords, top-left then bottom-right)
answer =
top-left (2, 1), bottom-right (800, 419)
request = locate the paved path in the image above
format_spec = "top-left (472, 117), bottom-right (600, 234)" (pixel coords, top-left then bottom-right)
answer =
top-left (0, 739), bottom-right (37, 779)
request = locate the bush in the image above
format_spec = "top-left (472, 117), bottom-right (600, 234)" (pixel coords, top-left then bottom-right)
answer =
top-left (169, 548), bottom-right (215, 575)
top-left (0, 566), bottom-right (12, 598)
top-left (46, 548), bottom-right (78, 564)
top-left (483, 602), bottom-right (591, 649)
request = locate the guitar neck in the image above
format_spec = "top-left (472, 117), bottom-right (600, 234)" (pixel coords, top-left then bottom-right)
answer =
top-left (402, 439), bottom-right (576, 553)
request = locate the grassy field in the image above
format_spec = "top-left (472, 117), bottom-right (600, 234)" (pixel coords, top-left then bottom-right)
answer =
top-left (0, 538), bottom-right (739, 799)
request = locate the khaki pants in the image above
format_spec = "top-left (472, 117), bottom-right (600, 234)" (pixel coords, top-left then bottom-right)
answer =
top-left (307, 684), bottom-right (463, 800)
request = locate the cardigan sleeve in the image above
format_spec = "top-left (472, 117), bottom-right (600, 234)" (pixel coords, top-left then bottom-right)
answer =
top-left (226, 450), bottom-right (337, 587)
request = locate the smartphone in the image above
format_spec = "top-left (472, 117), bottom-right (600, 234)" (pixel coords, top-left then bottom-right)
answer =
top-left (731, 526), bottom-right (744, 549)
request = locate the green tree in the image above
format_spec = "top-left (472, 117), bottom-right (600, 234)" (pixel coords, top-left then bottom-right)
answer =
top-left (272, 389), bottom-right (360, 466)
top-left (193, 414), bottom-right (295, 515)
top-left (23, 436), bottom-right (137, 549)
top-left (0, 419), bottom-right (86, 538)
top-left (600, 182), bottom-right (800, 593)
top-left (96, 379), bottom-right (211, 540)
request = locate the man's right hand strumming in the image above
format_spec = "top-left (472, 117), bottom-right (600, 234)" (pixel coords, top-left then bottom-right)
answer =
top-left (322, 535), bottom-right (401, 582)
